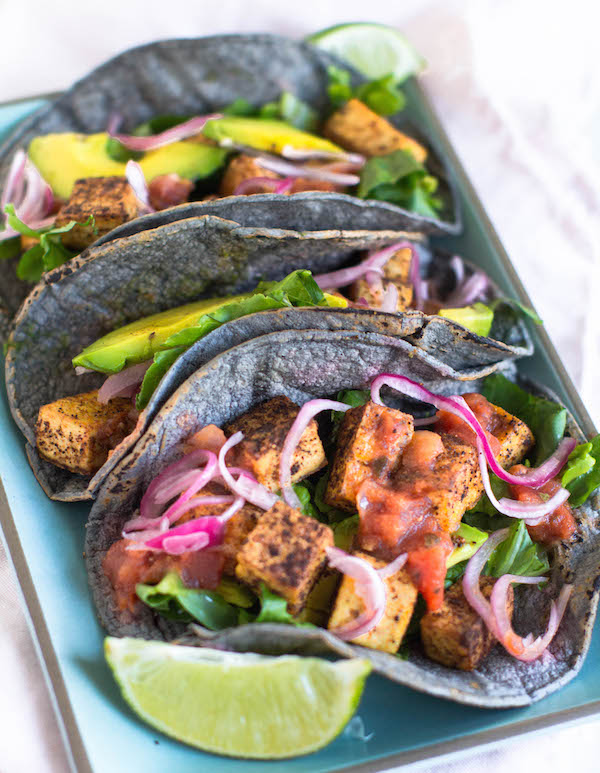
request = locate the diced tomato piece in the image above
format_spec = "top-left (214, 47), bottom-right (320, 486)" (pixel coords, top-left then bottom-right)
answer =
top-left (405, 531), bottom-right (453, 612)
top-left (435, 392), bottom-right (501, 456)
top-left (148, 173), bottom-right (193, 210)
top-left (401, 430), bottom-right (445, 472)
top-left (509, 465), bottom-right (577, 546)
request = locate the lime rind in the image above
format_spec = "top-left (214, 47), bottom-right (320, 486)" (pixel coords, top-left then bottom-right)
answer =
top-left (105, 637), bottom-right (371, 759)
top-left (307, 23), bottom-right (426, 82)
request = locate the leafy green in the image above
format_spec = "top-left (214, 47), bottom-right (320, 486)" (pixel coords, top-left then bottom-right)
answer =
top-left (311, 472), bottom-right (349, 523)
top-left (326, 66), bottom-right (406, 116)
top-left (136, 270), bottom-right (339, 410)
top-left (255, 584), bottom-right (314, 627)
top-left (135, 572), bottom-right (241, 629)
top-left (293, 483), bottom-right (321, 521)
top-left (221, 92), bottom-right (318, 131)
top-left (447, 523), bottom-right (488, 568)
top-left (481, 373), bottom-right (566, 464)
top-left (563, 436), bottom-right (600, 506)
top-left (3, 204), bottom-right (95, 282)
top-left (489, 298), bottom-right (543, 325)
top-left (332, 515), bottom-right (359, 550)
top-left (105, 114), bottom-right (191, 162)
top-left (0, 236), bottom-right (21, 262)
top-left (357, 150), bottom-right (442, 218)
top-left (486, 520), bottom-right (549, 578)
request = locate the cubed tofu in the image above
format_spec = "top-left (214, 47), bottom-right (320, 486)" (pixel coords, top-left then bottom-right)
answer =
top-left (224, 396), bottom-right (326, 491)
top-left (328, 551), bottom-right (418, 653)
top-left (219, 155), bottom-right (278, 197)
top-left (35, 390), bottom-right (136, 475)
top-left (323, 98), bottom-right (427, 163)
top-left (55, 177), bottom-right (140, 250)
top-left (492, 405), bottom-right (535, 468)
top-left (325, 401), bottom-right (414, 512)
top-left (235, 501), bottom-right (333, 614)
top-left (351, 246), bottom-right (414, 311)
top-left (420, 577), bottom-right (514, 670)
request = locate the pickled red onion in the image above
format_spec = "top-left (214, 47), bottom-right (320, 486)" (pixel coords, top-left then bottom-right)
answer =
top-left (109, 114), bottom-right (222, 151)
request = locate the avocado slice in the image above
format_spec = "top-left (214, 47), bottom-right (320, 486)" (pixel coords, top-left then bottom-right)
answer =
top-left (438, 302), bottom-right (494, 337)
top-left (73, 290), bottom-right (347, 374)
top-left (28, 133), bottom-right (227, 199)
top-left (72, 294), bottom-right (249, 373)
top-left (202, 116), bottom-right (342, 155)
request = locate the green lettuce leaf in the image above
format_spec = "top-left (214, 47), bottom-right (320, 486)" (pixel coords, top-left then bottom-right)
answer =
top-left (357, 150), bottom-right (442, 217)
top-left (489, 298), bottom-right (543, 325)
top-left (136, 270), bottom-right (338, 410)
top-left (486, 520), bottom-right (549, 578)
top-left (0, 236), bottom-right (21, 262)
top-left (135, 572), bottom-right (241, 629)
top-left (3, 204), bottom-right (95, 282)
top-left (221, 92), bottom-right (318, 131)
top-left (255, 583), bottom-right (314, 627)
top-left (563, 436), bottom-right (600, 506)
top-left (327, 66), bottom-right (406, 116)
top-left (481, 373), bottom-right (566, 464)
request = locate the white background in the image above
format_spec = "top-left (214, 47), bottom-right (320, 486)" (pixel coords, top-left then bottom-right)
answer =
top-left (0, 0), bottom-right (599, 771)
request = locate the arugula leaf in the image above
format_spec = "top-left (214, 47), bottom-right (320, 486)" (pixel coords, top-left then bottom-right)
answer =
top-left (355, 74), bottom-right (406, 115)
top-left (481, 373), bottom-right (566, 464)
top-left (4, 204), bottom-right (95, 282)
top-left (357, 150), bottom-right (442, 217)
top-left (136, 572), bottom-right (241, 629)
top-left (135, 270), bottom-right (337, 410)
top-left (489, 298), bottom-right (543, 325)
top-left (563, 436), bottom-right (600, 506)
top-left (486, 521), bottom-right (549, 578)
top-left (327, 66), bottom-right (406, 116)
top-left (0, 236), bottom-right (21, 261)
top-left (255, 583), bottom-right (314, 627)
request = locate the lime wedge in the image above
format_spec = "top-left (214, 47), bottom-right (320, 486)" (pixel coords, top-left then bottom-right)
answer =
top-left (105, 637), bottom-right (371, 759)
top-left (307, 23), bottom-right (426, 82)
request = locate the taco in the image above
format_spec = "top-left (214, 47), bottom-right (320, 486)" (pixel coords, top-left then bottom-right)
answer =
top-left (0, 34), bottom-right (460, 328)
top-left (6, 223), bottom-right (532, 502)
top-left (86, 329), bottom-right (600, 708)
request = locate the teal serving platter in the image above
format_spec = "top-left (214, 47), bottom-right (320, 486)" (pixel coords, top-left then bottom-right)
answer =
top-left (0, 83), bottom-right (598, 773)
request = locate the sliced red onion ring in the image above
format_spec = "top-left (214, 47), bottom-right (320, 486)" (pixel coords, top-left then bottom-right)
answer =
top-left (109, 114), bottom-right (222, 151)
top-left (449, 255), bottom-right (465, 284)
top-left (489, 574), bottom-right (572, 661)
top-left (75, 366), bottom-right (93, 376)
top-left (377, 553), bottom-right (408, 580)
top-left (137, 448), bottom-right (218, 523)
top-left (314, 241), bottom-right (414, 291)
top-left (476, 442), bottom-right (571, 523)
top-left (462, 530), bottom-right (572, 661)
top-left (124, 494), bottom-right (234, 534)
top-left (326, 547), bottom-right (387, 640)
top-left (218, 432), bottom-right (278, 510)
top-left (281, 146), bottom-right (365, 166)
top-left (144, 517), bottom-right (222, 554)
top-left (280, 399), bottom-right (351, 508)
top-left (155, 454), bottom-right (219, 529)
top-left (255, 154), bottom-right (359, 186)
top-left (370, 374), bottom-right (576, 489)
top-left (408, 243), bottom-right (424, 310)
top-left (233, 176), bottom-right (294, 195)
top-left (444, 271), bottom-right (490, 307)
top-left (413, 415), bottom-right (438, 427)
top-left (1, 150), bottom-right (27, 212)
top-left (125, 160), bottom-right (154, 214)
top-left (380, 283), bottom-right (398, 313)
top-left (97, 361), bottom-right (151, 404)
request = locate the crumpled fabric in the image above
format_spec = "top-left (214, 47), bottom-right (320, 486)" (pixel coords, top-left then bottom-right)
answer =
top-left (0, 1), bottom-right (598, 772)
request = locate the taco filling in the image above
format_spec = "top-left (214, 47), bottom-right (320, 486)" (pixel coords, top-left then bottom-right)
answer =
top-left (0, 67), bottom-right (444, 282)
top-left (101, 374), bottom-right (580, 671)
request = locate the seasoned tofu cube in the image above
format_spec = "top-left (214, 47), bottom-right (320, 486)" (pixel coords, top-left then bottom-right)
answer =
top-left (325, 401), bottom-right (414, 512)
top-left (328, 551), bottom-right (417, 653)
top-left (351, 246), bottom-right (414, 311)
top-left (224, 396), bottom-right (326, 491)
top-left (323, 98), bottom-right (427, 163)
top-left (235, 501), bottom-right (333, 614)
top-left (35, 391), bottom-right (135, 475)
top-left (219, 155), bottom-right (278, 197)
top-left (492, 406), bottom-right (535, 468)
top-left (55, 177), bottom-right (140, 250)
top-left (421, 577), bottom-right (514, 670)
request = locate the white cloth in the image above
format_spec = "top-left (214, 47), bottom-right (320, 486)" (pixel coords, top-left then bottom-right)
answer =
top-left (0, 1), bottom-right (598, 771)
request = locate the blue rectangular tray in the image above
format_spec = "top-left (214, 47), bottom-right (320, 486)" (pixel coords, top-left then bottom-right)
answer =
top-left (0, 84), bottom-right (598, 773)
